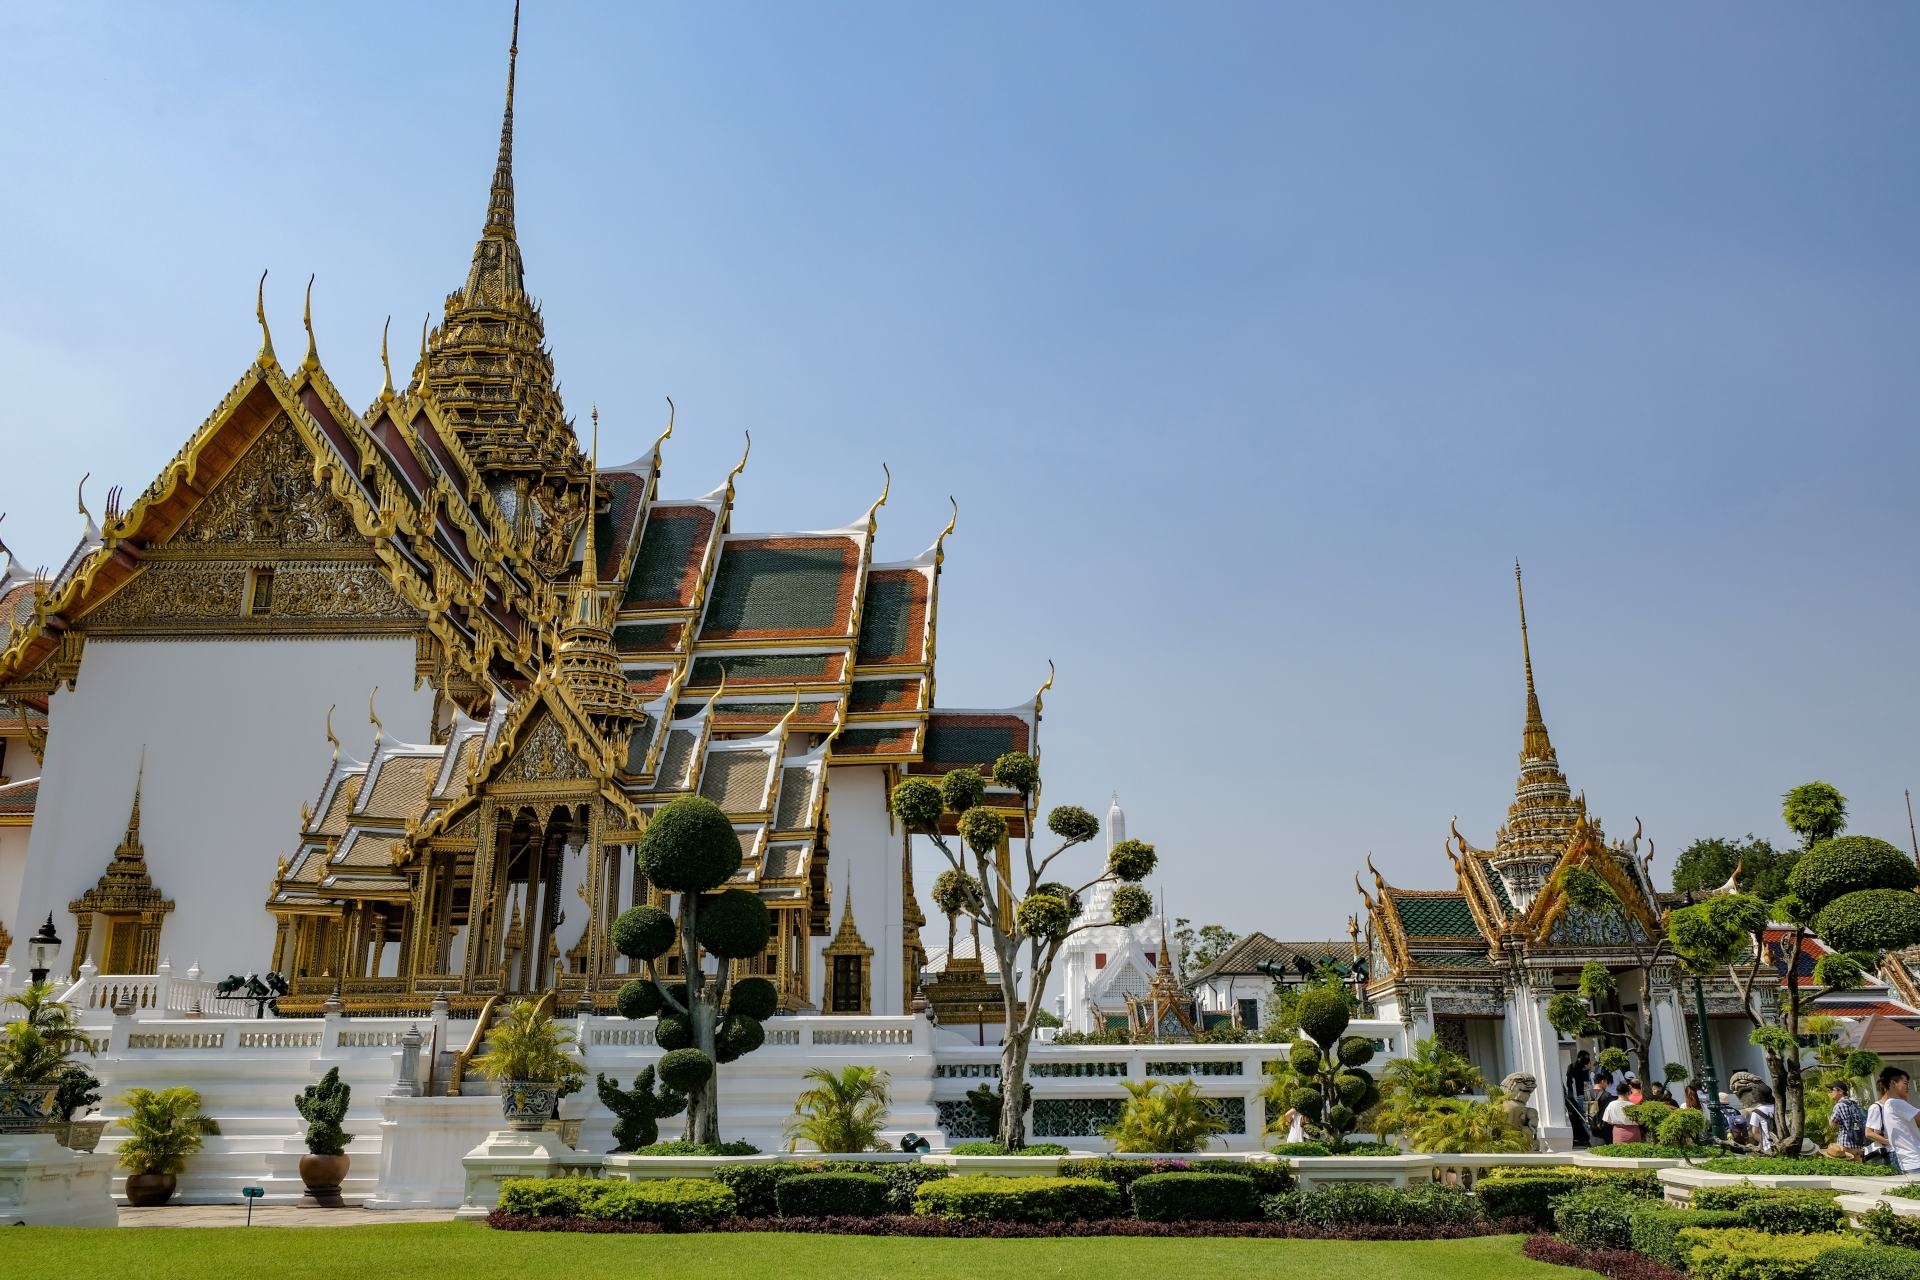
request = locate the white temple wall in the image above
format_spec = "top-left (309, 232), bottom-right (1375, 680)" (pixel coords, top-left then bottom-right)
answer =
top-left (0, 822), bottom-right (29, 958)
top-left (9, 637), bottom-right (433, 980)
top-left (818, 765), bottom-right (901, 1014)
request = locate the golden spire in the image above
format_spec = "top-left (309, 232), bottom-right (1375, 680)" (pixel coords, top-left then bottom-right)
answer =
top-left (302, 274), bottom-right (319, 371)
top-left (379, 316), bottom-right (395, 402)
top-left (255, 269), bottom-right (276, 368)
top-left (489, 0), bottom-right (520, 243)
top-left (1515, 561), bottom-right (1552, 762)
top-left (121, 748), bottom-right (146, 855)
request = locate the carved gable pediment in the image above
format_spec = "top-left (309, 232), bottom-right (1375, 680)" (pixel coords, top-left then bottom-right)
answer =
top-left (83, 415), bottom-right (420, 636)
top-left (496, 710), bottom-right (590, 784)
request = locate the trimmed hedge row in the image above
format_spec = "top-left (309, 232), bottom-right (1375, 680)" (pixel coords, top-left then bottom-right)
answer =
top-left (497, 1177), bottom-right (736, 1229)
top-left (1057, 1157), bottom-right (1291, 1209)
top-left (775, 1172), bottom-right (889, 1219)
top-left (1131, 1172), bottom-right (1260, 1223)
top-left (1676, 1227), bottom-right (1860, 1280)
top-left (913, 1176), bottom-right (1121, 1223)
top-left (1476, 1166), bottom-right (1660, 1228)
top-left (711, 1161), bottom-right (949, 1216)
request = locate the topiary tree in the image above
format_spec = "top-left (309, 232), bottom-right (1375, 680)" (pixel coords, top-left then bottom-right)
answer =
top-left (596, 1066), bottom-right (687, 1152)
top-left (294, 1066), bottom-right (350, 1157)
top-left (1782, 782), bottom-right (1847, 850)
top-left (1279, 987), bottom-right (1379, 1150)
top-left (890, 747), bottom-right (1158, 1148)
top-left (609, 795), bottom-right (777, 1145)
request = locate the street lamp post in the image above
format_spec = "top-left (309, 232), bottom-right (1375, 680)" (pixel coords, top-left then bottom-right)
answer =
top-left (1690, 970), bottom-right (1726, 1140)
top-left (27, 913), bottom-right (61, 986)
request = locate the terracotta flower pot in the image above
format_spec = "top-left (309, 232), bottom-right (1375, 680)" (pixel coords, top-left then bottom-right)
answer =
top-left (299, 1152), bottom-right (351, 1206)
top-left (125, 1172), bottom-right (177, 1207)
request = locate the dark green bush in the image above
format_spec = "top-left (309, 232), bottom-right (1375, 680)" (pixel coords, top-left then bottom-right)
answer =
top-left (913, 1175), bottom-right (1121, 1223)
top-left (1698, 1157), bottom-right (1870, 1176)
top-left (1585, 1140), bottom-right (1718, 1159)
top-left (1787, 835), bottom-right (1918, 913)
top-left (1817, 1243), bottom-right (1920, 1280)
top-left (1862, 1203), bottom-right (1920, 1248)
top-left (1692, 1184), bottom-right (1829, 1212)
top-left (1058, 1157), bottom-right (1290, 1210)
top-left (774, 1171), bottom-right (890, 1218)
top-left (1552, 1185), bottom-right (1642, 1252)
top-left (574, 1177), bottom-right (738, 1229)
top-left (950, 1141), bottom-right (1068, 1156)
top-left (694, 887), bottom-right (772, 959)
top-left (1268, 1141), bottom-right (1335, 1157)
top-left (1737, 1194), bottom-right (1848, 1235)
top-left (822, 1161), bottom-right (950, 1213)
top-left (1628, 1206), bottom-right (1743, 1269)
top-left (637, 796), bottom-right (744, 892)
top-left (710, 1162), bottom-right (804, 1217)
top-left (1264, 1181), bottom-right (1480, 1228)
top-left (1130, 1171), bottom-right (1260, 1222)
top-left (1475, 1167), bottom-right (1658, 1227)
top-left (1817, 889), bottom-right (1920, 953)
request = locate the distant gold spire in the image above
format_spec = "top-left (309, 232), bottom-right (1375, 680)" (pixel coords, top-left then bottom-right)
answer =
top-left (379, 316), bottom-right (395, 402)
top-left (122, 747), bottom-right (146, 855)
top-left (1515, 561), bottom-right (1552, 762)
top-left (302, 274), bottom-right (319, 371)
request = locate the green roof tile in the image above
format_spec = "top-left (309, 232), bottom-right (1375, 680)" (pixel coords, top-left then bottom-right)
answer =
top-left (858, 575), bottom-right (919, 661)
top-left (1390, 892), bottom-right (1481, 938)
top-left (704, 542), bottom-right (852, 636)
top-left (625, 508), bottom-right (708, 608)
top-left (690, 653), bottom-right (835, 684)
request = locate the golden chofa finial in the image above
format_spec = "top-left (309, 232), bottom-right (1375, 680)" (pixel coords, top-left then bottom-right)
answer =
top-left (1033, 658), bottom-right (1056, 717)
top-left (302, 274), bottom-right (319, 371)
top-left (864, 463), bottom-right (891, 533)
top-left (76, 473), bottom-right (92, 522)
top-left (413, 315), bottom-right (432, 395)
top-left (659, 395), bottom-right (676, 444)
top-left (256, 269), bottom-right (277, 367)
top-left (368, 686), bottom-right (384, 747)
top-left (933, 496), bottom-right (959, 566)
top-left (1354, 873), bottom-right (1373, 909)
top-left (379, 316), bottom-right (395, 403)
top-left (727, 431), bottom-right (752, 493)
top-left (325, 703), bottom-right (340, 762)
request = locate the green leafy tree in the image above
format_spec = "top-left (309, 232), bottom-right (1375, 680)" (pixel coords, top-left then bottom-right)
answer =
top-left (596, 1067), bottom-right (686, 1152)
top-left (1670, 836), bottom-right (1799, 903)
top-left (1264, 966), bottom-right (1358, 1044)
top-left (1542, 865), bottom-right (1676, 1079)
top-left (1172, 919), bottom-right (1241, 973)
top-left (891, 750), bottom-right (1158, 1149)
top-left (1667, 783), bottom-right (1920, 1156)
top-left (1102, 1078), bottom-right (1227, 1153)
top-left (1783, 783), bottom-right (1847, 849)
top-left (609, 795), bottom-right (779, 1145)
top-left (784, 1065), bottom-right (892, 1153)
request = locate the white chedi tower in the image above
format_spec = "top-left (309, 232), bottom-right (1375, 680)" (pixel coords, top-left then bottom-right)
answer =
top-left (1056, 794), bottom-right (1168, 1034)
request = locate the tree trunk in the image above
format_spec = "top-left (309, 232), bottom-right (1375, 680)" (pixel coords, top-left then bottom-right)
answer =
top-left (677, 890), bottom-right (721, 1146)
top-left (994, 931), bottom-right (1030, 1149)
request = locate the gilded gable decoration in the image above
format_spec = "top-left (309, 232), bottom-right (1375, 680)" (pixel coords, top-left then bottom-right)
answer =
top-left (822, 871), bottom-right (874, 1015)
top-left (174, 417), bottom-right (361, 547)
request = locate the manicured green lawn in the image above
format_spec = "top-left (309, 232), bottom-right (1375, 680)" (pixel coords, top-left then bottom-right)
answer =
top-left (10, 1224), bottom-right (1590, 1279)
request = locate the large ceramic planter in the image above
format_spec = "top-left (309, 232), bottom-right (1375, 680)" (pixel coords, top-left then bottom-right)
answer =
top-left (299, 1152), bottom-right (351, 1207)
top-left (500, 1081), bottom-right (559, 1131)
top-left (51, 1118), bottom-right (109, 1153)
top-left (124, 1172), bottom-right (177, 1207)
top-left (0, 1081), bottom-right (58, 1132)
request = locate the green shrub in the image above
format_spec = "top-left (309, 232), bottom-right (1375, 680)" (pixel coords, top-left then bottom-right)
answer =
top-left (912, 1175), bottom-right (1121, 1223)
top-left (1862, 1203), bottom-right (1920, 1248)
top-left (1737, 1194), bottom-right (1848, 1235)
top-left (949, 1141), bottom-right (1068, 1156)
top-left (1679, 1227), bottom-right (1860, 1280)
top-left (1658, 1108), bottom-right (1711, 1150)
top-left (1817, 1243), bottom-right (1920, 1280)
top-left (1586, 1140), bottom-right (1718, 1159)
top-left (498, 1176), bottom-right (612, 1218)
top-left (1787, 835), bottom-right (1918, 913)
top-left (1698, 1157), bottom-right (1871, 1176)
top-left (1694, 1184), bottom-right (1835, 1212)
top-left (1474, 1167), bottom-right (1659, 1227)
top-left (822, 1161), bottom-right (949, 1213)
top-left (774, 1171), bottom-right (890, 1218)
top-left (631, 1140), bottom-right (760, 1157)
top-left (1057, 1157), bottom-right (1289, 1209)
top-left (568, 1177), bottom-right (737, 1229)
top-left (1552, 1185), bottom-right (1643, 1251)
top-left (710, 1163), bottom-right (807, 1217)
top-left (1264, 1181), bottom-right (1480, 1228)
top-left (1628, 1206), bottom-right (1744, 1269)
top-left (1130, 1171), bottom-right (1260, 1222)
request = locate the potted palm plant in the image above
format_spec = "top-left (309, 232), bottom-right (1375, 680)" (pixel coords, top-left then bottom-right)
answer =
top-left (116, 1086), bottom-right (220, 1206)
top-left (467, 997), bottom-right (584, 1131)
top-left (785, 1065), bottom-right (893, 1152)
top-left (294, 1067), bottom-right (351, 1205)
top-left (0, 980), bottom-right (97, 1134)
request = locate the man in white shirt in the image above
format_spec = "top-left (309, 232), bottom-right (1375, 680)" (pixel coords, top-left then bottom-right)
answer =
top-left (1866, 1066), bottom-right (1920, 1173)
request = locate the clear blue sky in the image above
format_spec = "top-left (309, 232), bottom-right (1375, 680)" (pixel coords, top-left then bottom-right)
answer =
top-left (3, 3), bottom-right (1916, 941)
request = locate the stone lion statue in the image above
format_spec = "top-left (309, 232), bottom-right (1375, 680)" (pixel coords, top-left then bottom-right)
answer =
top-left (1500, 1071), bottom-right (1539, 1142)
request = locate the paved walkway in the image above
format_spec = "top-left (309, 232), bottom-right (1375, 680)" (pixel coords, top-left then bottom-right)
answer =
top-left (118, 1205), bottom-right (456, 1228)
